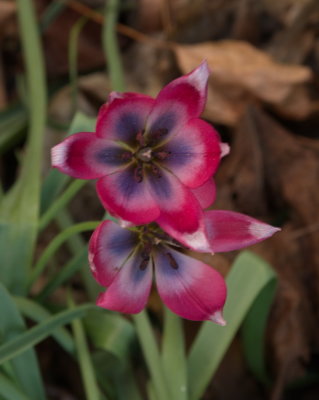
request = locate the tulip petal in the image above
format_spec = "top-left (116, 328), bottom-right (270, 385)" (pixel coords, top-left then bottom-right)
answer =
top-left (154, 61), bottom-right (209, 118)
top-left (147, 168), bottom-right (203, 233)
top-left (159, 118), bottom-right (221, 188)
top-left (144, 62), bottom-right (210, 145)
top-left (96, 92), bottom-right (155, 143)
top-left (51, 132), bottom-right (130, 179)
top-left (154, 246), bottom-right (226, 322)
top-left (96, 167), bottom-right (160, 225)
top-left (205, 210), bottom-right (281, 252)
top-left (89, 220), bottom-right (139, 286)
top-left (96, 250), bottom-right (153, 314)
top-left (191, 179), bottom-right (216, 209)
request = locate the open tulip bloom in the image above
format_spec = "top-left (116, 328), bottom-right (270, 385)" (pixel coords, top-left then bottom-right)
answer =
top-left (89, 211), bottom-right (279, 323)
top-left (51, 61), bottom-right (280, 323)
top-left (52, 61), bottom-right (224, 237)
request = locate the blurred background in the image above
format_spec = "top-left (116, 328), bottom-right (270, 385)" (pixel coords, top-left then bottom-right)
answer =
top-left (1, 0), bottom-right (319, 399)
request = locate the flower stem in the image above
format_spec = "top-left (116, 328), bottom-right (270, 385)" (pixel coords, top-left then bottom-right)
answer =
top-left (133, 311), bottom-right (171, 400)
top-left (162, 307), bottom-right (188, 400)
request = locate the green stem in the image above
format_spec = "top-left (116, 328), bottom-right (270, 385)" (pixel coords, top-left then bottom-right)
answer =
top-left (39, 179), bottom-right (87, 231)
top-left (29, 221), bottom-right (99, 287)
top-left (103, 0), bottom-right (125, 92)
top-left (162, 308), bottom-right (188, 400)
top-left (133, 312), bottom-right (171, 400)
top-left (69, 295), bottom-right (103, 400)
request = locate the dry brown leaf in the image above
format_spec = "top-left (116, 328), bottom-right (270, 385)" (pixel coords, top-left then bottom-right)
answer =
top-left (174, 41), bottom-right (312, 125)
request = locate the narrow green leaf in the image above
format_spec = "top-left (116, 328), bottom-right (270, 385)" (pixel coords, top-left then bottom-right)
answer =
top-left (37, 246), bottom-right (88, 301)
top-left (39, 179), bottom-right (87, 231)
top-left (85, 310), bottom-right (142, 400)
top-left (0, 373), bottom-right (32, 400)
top-left (14, 297), bottom-right (75, 355)
top-left (0, 283), bottom-right (45, 400)
top-left (241, 278), bottom-right (277, 385)
top-left (133, 312), bottom-right (172, 400)
top-left (70, 298), bottom-right (102, 400)
top-left (187, 251), bottom-right (276, 400)
top-left (0, 303), bottom-right (96, 364)
top-left (29, 221), bottom-right (99, 286)
top-left (162, 308), bottom-right (187, 400)
top-left (103, 0), bottom-right (125, 91)
top-left (0, 105), bottom-right (27, 154)
top-left (84, 310), bottom-right (135, 364)
top-left (0, 0), bottom-right (47, 294)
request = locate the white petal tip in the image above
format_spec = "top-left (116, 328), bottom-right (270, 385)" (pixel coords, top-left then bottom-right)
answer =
top-left (220, 142), bottom-right (230, 158)
top-left (210, 310), bottom-right (227, 326)
top-left (108, 91), bottom-right (124, 102)
top-left (249, 222), bottom-right (281, 240)
top-left (188, 61), bottom-right (210, 90)
top-left (118, 218), bottom-right (134, 228)
top-left (51, 143), bottom-right (67, 168)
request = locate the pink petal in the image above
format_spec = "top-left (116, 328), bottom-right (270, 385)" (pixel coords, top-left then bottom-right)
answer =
top-left (191, 179), bottom-right (216, 209)
top-left (204, 210), bottom-right (281, 252)
top-left (160, 118), bottom-right (221, 188)
top-left (154, 247), bottom-right (227, 322)
top-left (156, 217), bottom-right (211, 253)
top-left (96, 167), bottom-right (160, 225)
top-left (88, 221), bottom-right (139, 287)
top-left (154, 61), bottom-right (209, 118)
top-left (96, 92), bottom-right (155, 142)
top-left (148, 168), bottom-right (203, 234)
top-left (96, 251), bottom-right (153, 314)
top-left (51, 132), bottom-right (129, 179)
top-left (144, 62), bottom-right (210, 146)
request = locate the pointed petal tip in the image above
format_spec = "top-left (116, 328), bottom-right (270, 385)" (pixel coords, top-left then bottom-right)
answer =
top-left (190, 60), bottom-right (210, 84)
top-left (249, 221), bottom-right (281, 240)
top-left (210, 310), bottom-right (227, 326)
top-left (220, 142), bottom-right (230, 158)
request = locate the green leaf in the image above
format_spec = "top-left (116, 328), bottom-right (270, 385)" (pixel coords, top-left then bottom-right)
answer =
top-left (0, 0), bottom-right (47, 294)
top-left (162, 308), bottom-right (187, 400)
top-left (241, 278), bottom-right (277, 385)
top-left (133, 312), bottom-right (172, 400)
top-left (14, 297), bottom-right (75, 355)
top-left (37, 246), bottom-right (88, 301)
top-left (84, 310), bottom-right (135, 364)
top-left (85, 310), bottom-right (141, 400)
top-left (0, 303), bottom-right (96, 365)
top-left (0, 104), bottom-right (27, 155)
top-left (187, 251), bottom-right (276, 400)
top-left (0, 373), bottom-right (32, 400)
top-left (29, 221), bottom-right (99, 287)
top-left (0, 283), bottom-right (45, 400)
top-left (70, 297), bottom-right (102, 400)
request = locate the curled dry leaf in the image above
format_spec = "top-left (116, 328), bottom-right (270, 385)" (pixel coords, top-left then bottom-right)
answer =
top-left (174, 40), bottom-right (313, 125)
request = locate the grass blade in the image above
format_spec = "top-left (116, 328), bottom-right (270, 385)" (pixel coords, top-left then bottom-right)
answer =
top-left (14, 297), bottom-right (75, 355)
top-left (0, 304), bottom-right (96, 365)
top-left (0, 283), bottom-right (45, 400)
top-left (0, 0), bottom-right (47, 294)
top-left (0, 373), bottom-right (32, 400)
top-left (70, 297), bottom-right (102, 400)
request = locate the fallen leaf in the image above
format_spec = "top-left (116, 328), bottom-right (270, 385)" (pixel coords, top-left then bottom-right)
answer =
top-left (174, 40), bottom-right (313, 124)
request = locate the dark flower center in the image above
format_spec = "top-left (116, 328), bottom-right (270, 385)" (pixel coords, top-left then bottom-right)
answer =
top-left (134, 225), bottom-right (182, 271)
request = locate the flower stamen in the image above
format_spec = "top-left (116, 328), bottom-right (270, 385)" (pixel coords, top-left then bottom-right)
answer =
top-left (166, 252), bottom-right (179, 269)
top-left (134, 164), bottom-right (144, 183)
